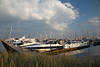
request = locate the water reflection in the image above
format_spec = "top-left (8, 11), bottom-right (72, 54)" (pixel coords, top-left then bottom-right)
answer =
top-left (76, 46), bottom-right (100, 56)
top-left (63, 45), bottom-right (100, 57)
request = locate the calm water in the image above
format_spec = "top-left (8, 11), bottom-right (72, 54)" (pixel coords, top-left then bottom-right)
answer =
top-left (62, 45), bottom-right (100, 57)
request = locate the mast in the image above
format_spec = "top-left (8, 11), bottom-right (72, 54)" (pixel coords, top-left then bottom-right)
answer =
top-left (9, 25), bottom-right (13, 39)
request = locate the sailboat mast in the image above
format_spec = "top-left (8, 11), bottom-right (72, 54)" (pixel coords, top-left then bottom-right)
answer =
top-left (9, 25), bottom-right (13, 39)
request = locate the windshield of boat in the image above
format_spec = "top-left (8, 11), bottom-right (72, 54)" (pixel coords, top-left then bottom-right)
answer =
top-left (24, 41), bottom-right (32, 43)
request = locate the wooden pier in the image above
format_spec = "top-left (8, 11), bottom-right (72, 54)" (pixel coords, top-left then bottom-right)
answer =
top-left (0, 40), bottom-right (31, 54)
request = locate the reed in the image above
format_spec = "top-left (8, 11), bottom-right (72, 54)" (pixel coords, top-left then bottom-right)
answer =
top-left (0, 52), bottom-right (100, 67)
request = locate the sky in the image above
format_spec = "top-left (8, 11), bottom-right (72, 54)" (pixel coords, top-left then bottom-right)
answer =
top-left (0, 0), bottom-right (100, 39)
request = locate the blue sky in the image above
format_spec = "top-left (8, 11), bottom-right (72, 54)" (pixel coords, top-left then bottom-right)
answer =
top-left (0, 0), bottom-right (100, 38)
top-left (61, 0), bottom-right (100, 32)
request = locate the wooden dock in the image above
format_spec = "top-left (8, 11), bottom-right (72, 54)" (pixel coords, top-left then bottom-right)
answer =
top-left (0, 40), bottom-right (31, 54)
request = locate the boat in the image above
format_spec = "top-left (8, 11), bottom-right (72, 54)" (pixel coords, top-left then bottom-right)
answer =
top-left (0, 36), bottom-right (90, 53)
top-left (6, 36), bottom-right (40, 47)
top-left (5, 36), bottom-right (63, 52)
top-left (24, 43), bottom-right (63, 52)
top-left (0, 25), bottom-right (90, 53)
top-left (64, 40), bottom-right (89, 49)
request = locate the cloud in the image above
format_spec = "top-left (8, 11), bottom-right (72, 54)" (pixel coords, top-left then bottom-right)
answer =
top-left (65, 2), bottom-right (74, 9)
top-left (88, 17), bottom-right (100, 26)
top-left (1, 0), bottom-right (79, 31)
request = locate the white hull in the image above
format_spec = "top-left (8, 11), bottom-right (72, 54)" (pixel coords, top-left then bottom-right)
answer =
top-left (24, 44), bottom-right (63, 51)
top-left (64, 42), bottom-right (88, 48)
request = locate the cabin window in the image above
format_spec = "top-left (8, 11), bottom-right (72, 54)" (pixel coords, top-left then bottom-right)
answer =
top-left (67, 41), bottom-right (71, 44)
top-left (69, 46), bottom-right (70, 48)
top-left (81, 42), bottom-right (83, 43)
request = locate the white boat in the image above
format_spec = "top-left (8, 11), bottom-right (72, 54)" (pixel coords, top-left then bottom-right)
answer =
top-left (64, 41), bottom-right (89, 48)
top-left (24, 43), bottom-right (63, 52)
top-left (5, 36), bottom-right (90, 52)
top-left (5, 36), bottom-right (63, 52)
top-left (6, 36), bottom-right (40, 47)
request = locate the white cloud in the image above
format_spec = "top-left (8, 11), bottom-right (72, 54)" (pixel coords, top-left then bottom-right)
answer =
top-left (65, 2), bottom-right (74, 9)
top-left (1, 0), bottom-right (79, 31)
top-left (88, 17), bottom-right (100, 26)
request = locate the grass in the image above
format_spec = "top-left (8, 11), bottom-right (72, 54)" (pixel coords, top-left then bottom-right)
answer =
top-left (0, 52), bottom-right (100, 67)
